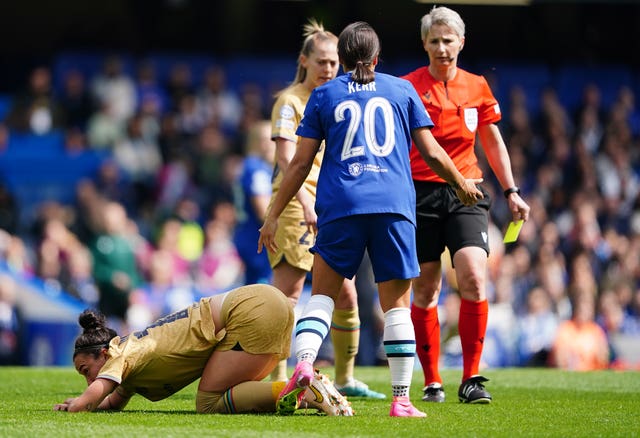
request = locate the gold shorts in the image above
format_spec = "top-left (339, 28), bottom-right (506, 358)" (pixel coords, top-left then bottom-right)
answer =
top-left (267, 214), bottom-right (315, 271)
top-left (216, 284), bottom-right (294, 360)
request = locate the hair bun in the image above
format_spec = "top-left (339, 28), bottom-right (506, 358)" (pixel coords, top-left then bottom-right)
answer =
top-left (78, 309), bottom-right (107, 331)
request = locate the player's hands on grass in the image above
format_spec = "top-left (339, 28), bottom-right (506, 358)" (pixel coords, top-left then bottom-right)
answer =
top-left (258, 216), bottom-right (278, 254)
top-left (454, 178), bottom-right (484, 206)
top-left (53, 397), bottom-right (77, 411)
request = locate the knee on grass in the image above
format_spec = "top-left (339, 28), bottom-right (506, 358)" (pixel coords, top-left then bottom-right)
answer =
top-left (196, 390), bottom-right (226, 414)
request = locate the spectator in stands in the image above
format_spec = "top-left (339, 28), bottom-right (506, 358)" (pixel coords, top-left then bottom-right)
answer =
top-left (174, 93), bottom-right (208, 137)
top-left (596, 287), bottom-right (640, 369)
top-left (58, 68), bottom-right (94, 131)
top-left (534, 241), bottom-right (569, 318)
top-left (516, 286), bottom-right (559, 366)
top-left (232, 120), bottom-right (275, 285)
top-left (86, 99), bottom-right (126, 150)
top-left (112, 112), bottom-right (163, 211)
top-left (197, 65), bottom-right (243, 139)
top-left (538, 87), bottom-right (574, 146)
top-left (157, 112), bottom-right (187, 163)
top-left (63, 245), bottom-right (99, 307)
top-left (548, 286), bottom-right (610, 370)
top-left (126, 248), bottom-right (196, 332)
top-left (160, 196), bottom-right (205, 271)
top-left (0, 230), bottom-right (33, 278)
top-left (89, 201), bottom-right (143, 330)
top-left (153, 217), bottom-right (192, 286)
top-left (575, 105), bottom-right (604, 156)
top-left (134, 60), bottom-right (168, 117)
top-left (155, 151), bottom-right (198, 217)
top-left (196, 215), bottom-right (244, 295)
top-left (6, 66), bottom-right (66, 135)
top-left (0, 181), bottom-right (19, 234)
top-left (90, 55), bottom-right (136, 124)
top-left (573, 83), bottom-right (606, 137)
top-left (0, 123), bottom-right (8, 153)
top-left (192, 123), bottom-right (235, 207)
top-left (233, 83), bottom-right (270, 154)
top-left (63, 127), bottom-right (89, 156)
top-left (33, 206), bottom-right (85, 293)
top-left (165, 62), bottom-right (195, 113)
top-left (483, 225), bottom-right (518, 368)
top-left (0, 273), bottom-right (20, 364)
top-left (595, 133), bottom-right (640, 232)
top-left (613, 85), bottom-right (640, 137)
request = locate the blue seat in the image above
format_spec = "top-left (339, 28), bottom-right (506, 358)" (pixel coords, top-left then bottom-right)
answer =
top-left (0, 149), bottom-right (108, 225)
top-left (223, 55), bottom-right (297, 100)
top-left (0, 94), bottom-right (12, 121)
top-left (6, 130), bottom-right (65, 157)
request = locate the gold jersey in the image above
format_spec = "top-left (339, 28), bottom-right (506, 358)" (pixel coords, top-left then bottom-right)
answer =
top-left (97, 285), bottom-right (294, 402)
top-left (269, 82), bottom-right (324, 218)
top-left (98, 298), bottom-right (219, 401)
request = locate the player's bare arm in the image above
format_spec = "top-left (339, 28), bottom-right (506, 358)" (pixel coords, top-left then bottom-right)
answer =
top-left (54, 378), bottom-right (117, 412)
top-left (258, 136), bottom-right (321, 253)
top-left (478, 123), bottom-right (530, 221)
top-left (274, 137), bottom-right (317, 228)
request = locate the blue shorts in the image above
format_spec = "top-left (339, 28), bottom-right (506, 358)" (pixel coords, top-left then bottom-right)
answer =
top-left (311, 214), bottom-right (419, 283)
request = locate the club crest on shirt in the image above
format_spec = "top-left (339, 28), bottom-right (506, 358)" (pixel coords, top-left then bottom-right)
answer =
top-left (464, 108), bottom-right (478, 132)
top-left (279, 104), bottom-right (295, 119)
top-left (348, 162), bottom-right (364, 176)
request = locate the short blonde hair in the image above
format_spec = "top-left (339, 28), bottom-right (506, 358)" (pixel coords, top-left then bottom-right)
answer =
top-left (420, 6), bottom-right (465, 42)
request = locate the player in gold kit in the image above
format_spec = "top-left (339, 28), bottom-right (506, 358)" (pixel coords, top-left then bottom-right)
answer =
top-left (53, 284), bottom-right (352, 415)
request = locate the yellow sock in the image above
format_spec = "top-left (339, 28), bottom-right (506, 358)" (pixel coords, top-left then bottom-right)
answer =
top-left (331, 307), bottom-right (360, 386)
top-left (270, 358), bottom-right (289, 382)
top-left (199, 381), bottom-right (286, 414)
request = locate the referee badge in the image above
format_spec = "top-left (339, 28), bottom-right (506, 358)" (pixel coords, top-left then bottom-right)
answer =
top-left (464, 108), bottom-right (478, 132)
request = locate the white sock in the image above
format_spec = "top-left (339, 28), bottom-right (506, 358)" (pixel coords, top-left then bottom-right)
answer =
top-left (383, 307), bottom-right (415, 397)
top-left (295, 294), bottom-right (334, 363)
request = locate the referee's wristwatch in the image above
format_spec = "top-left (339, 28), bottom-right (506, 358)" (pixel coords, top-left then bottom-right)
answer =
top-left (503, 187), bottom-right (520, 198)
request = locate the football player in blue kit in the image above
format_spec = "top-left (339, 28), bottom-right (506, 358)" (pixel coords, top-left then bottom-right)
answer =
top-left (259, 21), bottom-right (483, 417)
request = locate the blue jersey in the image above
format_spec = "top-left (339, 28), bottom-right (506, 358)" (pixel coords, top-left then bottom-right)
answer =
top-left (233, 156), bottom-right (273, 282)
top-left (296, 72), bottom-right (434, 227)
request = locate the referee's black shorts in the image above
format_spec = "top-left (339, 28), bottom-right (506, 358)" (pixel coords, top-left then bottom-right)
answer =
top-left (414, 180), bottom-right (492, 265)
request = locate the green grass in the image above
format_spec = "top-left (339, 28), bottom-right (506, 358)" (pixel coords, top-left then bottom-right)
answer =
top-left (1, 366), bottom-right (638, 437)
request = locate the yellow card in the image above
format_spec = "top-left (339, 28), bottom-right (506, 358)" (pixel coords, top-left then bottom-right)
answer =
top-left (503, 220), bottom-right (524, 243)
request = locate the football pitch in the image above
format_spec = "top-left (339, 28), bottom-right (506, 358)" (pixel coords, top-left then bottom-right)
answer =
top-left (1, 366), bottom-right (638, 437)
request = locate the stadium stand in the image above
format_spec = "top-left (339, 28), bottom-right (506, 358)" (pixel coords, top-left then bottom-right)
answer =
top-left (0, 51), bottom-right (639, 368)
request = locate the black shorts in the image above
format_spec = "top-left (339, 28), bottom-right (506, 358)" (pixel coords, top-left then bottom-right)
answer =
top-left (414, 180), bottom-right (492, 264)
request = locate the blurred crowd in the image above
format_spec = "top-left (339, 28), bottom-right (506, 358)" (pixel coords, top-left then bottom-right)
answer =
top-left (0, 54), bottom-right (639, 370)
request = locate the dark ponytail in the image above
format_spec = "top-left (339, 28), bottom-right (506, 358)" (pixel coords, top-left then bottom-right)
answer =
top-left (73, 309), bottom-right (117, 358)
top-left (338, 21), bottom-right (379, 84)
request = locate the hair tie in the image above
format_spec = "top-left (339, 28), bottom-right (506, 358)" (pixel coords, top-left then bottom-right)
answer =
top-left (74, 343), bottom-right (109, 355)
